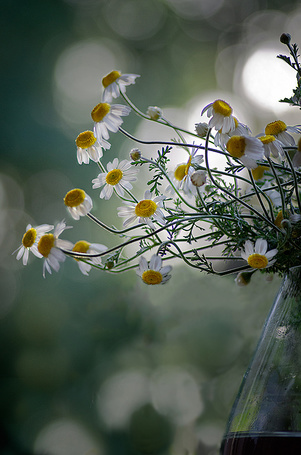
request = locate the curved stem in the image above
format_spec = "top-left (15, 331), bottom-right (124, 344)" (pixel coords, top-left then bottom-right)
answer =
top-left (204, 128), bottom-right (282, 234)
top-left (120, 91), bottom-right (200, 140)
top-left (284, 149), bottom-right (301, 213)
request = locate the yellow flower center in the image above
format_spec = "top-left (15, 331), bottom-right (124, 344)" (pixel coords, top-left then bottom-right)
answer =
top-left (212, 99), bottom-right (232, 117)
top-left (76, 131), bottom-right (97, 148)
top-left (233, 117), bottom-right (239, 128)
top-left (251, 165), bottom-right (269, 181)
top-left (72, 240), bottom-right (90, 261)
top-left (226, 136), bottom-right (246, 158)
top-left (135, 200), bottom-right (157, 218)
top-left (22, 228), bottom-right (37, 248)
top-left (142, 270), bottom-right (163, 285)
top-left (38, 234), bottom-right (55, 258)
top-left (174, 156), bottom-right (192, 181)
top-left (64, 189), bottom-right (86, 208)
top-left (247, 253), bottom-right (268, 269)
top-left (265, 120), bottom-right (287, 136)
top-left (106, 169), bottom-right (123, 185)
top-left (72, 240), bottom-right (90, 253)
top-left (91, 103), bottom-right (111, 122)
top-left (258, 135), bottom-right (275, 145)
top-left (102, 70), bottom-right (121, 88)
top-left (274, 211), bottom-right (283, 229)
top-left (174, 164), bottom-right (187, 181)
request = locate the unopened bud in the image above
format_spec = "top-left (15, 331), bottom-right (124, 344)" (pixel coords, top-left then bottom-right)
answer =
top-left (195, 122), bottom-right (209, 138)
top-left (106, 259), bottom-right (115, 269)
top-left (130, 148), bottom-right (141, 161)
top-left (281, 219), bottom-right (291, 231)
top-left (147, 106), bottom-right (162, 120)
top-left (280, 33), bottom-right (291, 45)
top-left (190, 170), bottom-right (206, 187)
top-left (235, 271), bottom-right (253, 287)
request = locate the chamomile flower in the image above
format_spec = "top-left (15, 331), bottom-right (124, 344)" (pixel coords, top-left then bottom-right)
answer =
top-left (91, 102), bottom-right (131, 144)
top-left (72, 240), bottom-right (108, 275)
top-left (265, 120), bottom-right (301, 146)
top-left (226, 135), bottom-right (264, 170)
top-left (15, 223), bottom-right (54, 265)
top-left (214, 117), bottom-right (251, 149)
top-left (102, 71), bottom-right (140, 103)
top-left (92, 158), bottom-right (138, 200)
top-left (257, 135), bottom-right (284, 159)
top-left (240, 239), bottom-right (277, 270)
top-left (136, 254), bottom-right (172, 285)
top-left (202, 99), bottom-right (235, 134)
top-left (75, 130), bottom-right (105, 164)
top-left (117, 190), bottom-right (165, 228)
top-left (37, 220), bottom-right (73, 278)
top-left (166, 147), bottom-right (204, 196)
top-left (64, 189), bottom-right (93, 220)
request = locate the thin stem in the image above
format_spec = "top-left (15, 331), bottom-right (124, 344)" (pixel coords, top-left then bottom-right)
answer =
top-left (267, 157), bottom-right (286, 215)
top-left (284, 149), bottom-right (301, 213)
top-left (204, 128), bottom-right (282, 234)
top-left (248, 170), bottom-right (273, 222)
top-left (120, 91), bottom-right (200, 140)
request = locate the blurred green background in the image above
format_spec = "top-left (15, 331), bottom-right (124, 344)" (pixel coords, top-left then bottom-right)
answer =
top-left (1, 0), bottom-right (301, 454)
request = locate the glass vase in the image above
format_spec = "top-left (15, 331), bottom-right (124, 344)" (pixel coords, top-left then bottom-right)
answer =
top-left (220, 266), bottom-right (301, 455)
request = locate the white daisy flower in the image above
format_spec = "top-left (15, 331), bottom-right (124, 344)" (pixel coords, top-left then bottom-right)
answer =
top-left (14, 223), bottom-right (54, 266)
top-left (91, 102), bottom-right (131, 144)
top-left (257, 134), bottom-right (284, 159)
top-left (214, 117), bottom-right (252, 149)
top-left (240, 238), bottom-right (278, 270)
top-left (102, 71), bottom-right (140, 103)
top-left (117, 190), bottom-right (166, 228)
top-left (136, 254), bottom-right (172, 285)
top-left (265, 120), bottom-right (301, 146)
top-left (75, 130), bottom-right (106, 164)
top-left (37, 220), bottom-right (73, 278)
top-left (201, 99), bottom-right (235, 134)
top-left (64, 188), bottom-right (93, 220)
top-left (226, 135), bottom-right (264, 170)
top-left (92, 158), bottom-right (138, 200)
top-left (166, 147), bottom-right (204, 196)
top-left (72, 240), bottom-right (108, 276)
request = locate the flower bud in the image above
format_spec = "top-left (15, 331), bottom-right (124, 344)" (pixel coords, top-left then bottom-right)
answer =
top-left (235, 271), bottom-right (253, 287)
top-left (106, 259), bottom-right (115, 269)
top-left (190, 170), bottom-right (206, 187)
top-left (195, 122), bottom-right (209, 138)
top-left (147, 106), bottom-right (162, 120)
top-left (130, 148), bottom-right (141, 161)
top-left (280, 33), bottom-right (291, 45)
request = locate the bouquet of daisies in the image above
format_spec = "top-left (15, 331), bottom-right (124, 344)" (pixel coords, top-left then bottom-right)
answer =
top-left (15, 33), bottom-right (301, 286)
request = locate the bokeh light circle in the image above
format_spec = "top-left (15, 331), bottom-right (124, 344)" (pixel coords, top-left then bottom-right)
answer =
top-left (240, 45), bottom-right (296, 114)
